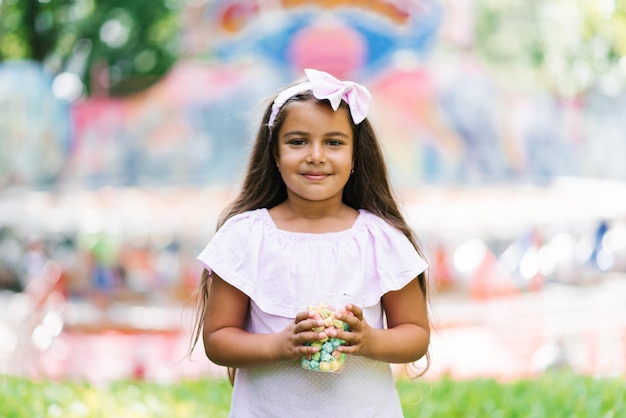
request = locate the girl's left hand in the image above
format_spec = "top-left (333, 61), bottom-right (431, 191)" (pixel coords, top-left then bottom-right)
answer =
top-left (331, 304), bottom-right (374, 358)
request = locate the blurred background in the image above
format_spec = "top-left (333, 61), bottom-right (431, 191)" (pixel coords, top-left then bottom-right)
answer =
top-left (0, 0), bottom-right (625, 385)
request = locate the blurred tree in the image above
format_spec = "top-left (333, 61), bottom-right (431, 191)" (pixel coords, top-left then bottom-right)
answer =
top-left (474, 0), bottom-right (626, 96)
top-left (0, 0), bottom-right (182, 97)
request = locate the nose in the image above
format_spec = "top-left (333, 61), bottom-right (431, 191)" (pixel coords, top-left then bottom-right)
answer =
top-left (306, 142), bottom-right (325, 163)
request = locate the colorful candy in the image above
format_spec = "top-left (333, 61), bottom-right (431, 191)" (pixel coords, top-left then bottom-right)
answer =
top-left (301, 302), bottom-right (350, 373)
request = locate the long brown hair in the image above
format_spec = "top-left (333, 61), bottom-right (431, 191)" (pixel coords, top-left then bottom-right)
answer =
top-left (188, 87), bottom-right (430, 380)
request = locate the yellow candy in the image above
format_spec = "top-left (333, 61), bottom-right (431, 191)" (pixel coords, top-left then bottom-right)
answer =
top-left (319, 361), bottom-right (331, 372)
top-left (330, 360), bottom-right (341, 371)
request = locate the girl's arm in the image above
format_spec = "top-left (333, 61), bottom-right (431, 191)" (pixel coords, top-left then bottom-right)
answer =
top-left (334, 277), bottom-right (430, 364)
top-left (202, 272), bottom-right (328, 368)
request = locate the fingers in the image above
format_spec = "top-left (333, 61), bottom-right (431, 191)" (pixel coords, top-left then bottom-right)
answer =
top-left (295, 314), bottom-right (325, 332)
top-left (333, 304), bottom-right (361, 329)
top-left (294, 310), bottom-right (314, 324)
top-left (346, 303), bottom-right (363, 320)
top-left (330, 304), bottom-right (370, 355)
top-left (295, 303), bottom-right (367, 359)
top-left (292, 311), bottom-right (328, 345)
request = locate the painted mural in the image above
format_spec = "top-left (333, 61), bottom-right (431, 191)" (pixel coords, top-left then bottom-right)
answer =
top-left (0, 0), bottom-right (625, 190)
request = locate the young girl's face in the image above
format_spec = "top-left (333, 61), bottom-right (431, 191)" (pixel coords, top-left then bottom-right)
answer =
top-left (275, 100), bottom-right (354, 205)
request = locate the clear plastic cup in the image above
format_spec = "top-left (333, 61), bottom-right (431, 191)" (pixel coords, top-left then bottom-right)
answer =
top-left (301, 297), bottom-right (351, 373)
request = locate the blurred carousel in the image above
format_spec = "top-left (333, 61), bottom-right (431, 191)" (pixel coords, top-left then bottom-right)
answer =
top-left (1, 177), bottom-right (625, 382)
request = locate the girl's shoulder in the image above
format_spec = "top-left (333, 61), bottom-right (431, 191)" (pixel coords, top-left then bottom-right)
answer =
top-left (355, 209), bottom-right (418, 250)
top-left (213, 208), bottom-right (272, 240)
top-left (356, 209), bottom-right (402, 234)
top-left (220, 208), bottom-right (269, 228)
top-left (355, 209), bottom-right (382, 224)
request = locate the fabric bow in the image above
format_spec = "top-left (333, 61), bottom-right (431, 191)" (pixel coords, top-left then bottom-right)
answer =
top-left (268, 68), bottom-right (371, 130)
top-left (305, 68), bottom-right (371, 124)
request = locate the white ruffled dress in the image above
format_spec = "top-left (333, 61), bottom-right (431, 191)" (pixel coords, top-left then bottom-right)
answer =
top-left (197, 208), bottom-right (427, 418)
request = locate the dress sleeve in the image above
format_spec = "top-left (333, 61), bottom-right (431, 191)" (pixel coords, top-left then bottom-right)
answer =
top-left (358, 213), bottom-right (428, 307)
top-left (196, 211), bottom-right (263, 298)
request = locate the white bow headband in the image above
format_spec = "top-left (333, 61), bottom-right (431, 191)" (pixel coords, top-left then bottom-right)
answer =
top-left (268, 69), bottom-right (371, 132)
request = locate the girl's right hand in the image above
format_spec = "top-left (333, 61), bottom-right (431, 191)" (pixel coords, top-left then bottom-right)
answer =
top-left (275, 310), bottom-right (327, 361)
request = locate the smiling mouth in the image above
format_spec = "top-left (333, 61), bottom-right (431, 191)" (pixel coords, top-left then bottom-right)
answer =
top-left (302, 173), bottom-right (330, 180)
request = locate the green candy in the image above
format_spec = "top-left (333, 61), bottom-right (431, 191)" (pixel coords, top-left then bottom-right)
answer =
top-left (331, 338), bottom-right (345, 348)
top-left (321, 351), bottom-right (333, 362)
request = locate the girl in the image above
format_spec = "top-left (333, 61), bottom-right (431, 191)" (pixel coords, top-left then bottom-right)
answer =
top-left (190, 69), bottom-right (430, 417)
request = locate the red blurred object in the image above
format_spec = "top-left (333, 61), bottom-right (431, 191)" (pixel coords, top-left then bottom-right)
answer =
top-left (287, 19), bottom-right (367, 79)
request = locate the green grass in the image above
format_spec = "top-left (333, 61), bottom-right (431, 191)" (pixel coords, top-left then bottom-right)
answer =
top-left (0, 376), bottom-right (232, 418)
top-left (1, 371), bottom-right (624, 417)
top-left (397, 372), bottom-right (625, 417)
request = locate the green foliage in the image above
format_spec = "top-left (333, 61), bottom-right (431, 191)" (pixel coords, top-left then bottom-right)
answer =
top-left (474, 0), bottom-right (626, 96)
top-left (0, 0), bottom-right (182, 96)
top-left (1, 371), bottom-right (624, 417)
top-left (72, 0), bottom-right (182, 95)
top-left (0, 0), bottom-right (72, 61)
